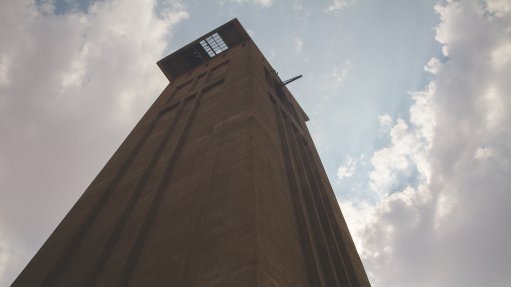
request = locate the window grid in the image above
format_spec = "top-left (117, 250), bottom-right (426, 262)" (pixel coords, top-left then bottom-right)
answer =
top-left (199, 32), bottom-right (228, 58)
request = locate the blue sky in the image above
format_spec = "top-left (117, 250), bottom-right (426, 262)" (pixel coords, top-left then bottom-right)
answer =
top-left (163, 0), bottom-right (443, 203)
top-left (1, 0), bottom-right (510, 286)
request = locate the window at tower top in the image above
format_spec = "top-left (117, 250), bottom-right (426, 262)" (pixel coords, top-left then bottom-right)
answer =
top-left (157, 18), bottom-right (249, 81)
top-left (199, 33), bottom-right (229, 58)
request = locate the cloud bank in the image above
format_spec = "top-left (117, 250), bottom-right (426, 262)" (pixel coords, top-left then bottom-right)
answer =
top-left (0, 0), bottom-right (187, 285)
top-left (327, 0), bottom-right (356, 13)
top-left (341, 1), bottom-right (511, 286)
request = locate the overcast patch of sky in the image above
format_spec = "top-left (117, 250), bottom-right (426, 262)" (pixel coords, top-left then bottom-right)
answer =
top-left (0, 0), bottom-right (440, 284)
top-left (344, 1), bottom-right (511, 286)
top-left (8, 0), bottom-right (508, 286)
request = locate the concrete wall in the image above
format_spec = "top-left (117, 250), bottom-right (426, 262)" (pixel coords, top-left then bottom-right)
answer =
top-left (13, 39), bottom-right (370, 287)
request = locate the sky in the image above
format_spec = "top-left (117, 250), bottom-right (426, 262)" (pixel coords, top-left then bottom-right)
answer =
top-left (0, 0), bottom-right (510, 286)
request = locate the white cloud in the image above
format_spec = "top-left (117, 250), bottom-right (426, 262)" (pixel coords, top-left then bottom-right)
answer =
top-left (269, 48), bottom-right (276, 60)
top-left (378, 114), bottom-right (393, 131)
top-left (486, 0), bottom-right (511, 17)
top-left (474, 146), bottom-right (495, 159)
top-left (491, 42), bottom-right (511, 69)
top-left (369, 112), bottom-right (431, 197)
top-left (293, 36), bottom-right (303, 52)
top-left (337, 165), bottom-right (355, 180)
top-left (342, 1), bottom-right (511, 286)
top-left (409, 83), bottom-right (435, 146)
top-left (332, 60), bottom-right (352, 84)
top-left (424, 57), bottom-right (441, 74)
top-left (255, 0), bottom-right (272, 7)
top-left (221, 0), bottom-right (272, 7)
top-left (338, 199), bottom-right (375, 251)
top-left (0, 0), bottom-right (188, 285)
top-left (327, 0), bottom-right (356, 13)
top-left (292, 0), bottom-right (303, 11)
top-left (337, 154), bottom-right (363, 180)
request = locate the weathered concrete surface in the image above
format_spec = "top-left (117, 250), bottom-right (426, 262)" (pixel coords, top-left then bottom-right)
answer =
top-left (13, 19), bottom-right (371, 287)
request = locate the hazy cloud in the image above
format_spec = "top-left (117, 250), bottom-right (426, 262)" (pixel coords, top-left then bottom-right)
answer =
top-left (292, 0), bottom-right (303, 11)
top-left (293, 36), bottom-right (304, 52)
top-left (2, 1), bottom-right (510, 286)
top-left (424, 57), bottom-right (442, 74)
top-left (474, 146), bottom-right (495, 159)
top-left (221, 0), bottom-right (272, 8)
top-left (0, 0), bottom-right (187, 285)
top-left (254, 0), bottom-right (272, 7)
top-left (337, 154), bottom-right (364, 180)
top-left (327, 0), bottom-right (356, 13)
top-left (0, 238), bottom-right (8, 281)
top-left (332, 60), bottom-right (352, 84)
top-left (378, 114), bottom-right (392, 132)
top-left (341, 1), bottom-right (511, 286)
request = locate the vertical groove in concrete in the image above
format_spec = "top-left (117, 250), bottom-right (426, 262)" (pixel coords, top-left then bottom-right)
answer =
top-left (85, 101), bottom-right (186, 286)
top-left (178, 117), bottom-right (218, 287)
top-left (296, 133), bottom-right (354, 286)
top-left (287, 119), bottom-right (344, 287)
top-left (86, 58), bottom-right (210, 286)
top-left (116, 90), bottom-right (205, 287)
top-left (269, 86), bottom-right (368, 286)
top-left (40, 106), bottom-right (163, 287)
top-left (282, 113), bottom-right (340, 287)
top-left (303, 142), bottom-right (361, 286)
top-left (13, 20), bottom-right (371, 287)
top-left (176, 70), bottom-right (227, 287)
top-left (271, 98), bottom-right (322, 287)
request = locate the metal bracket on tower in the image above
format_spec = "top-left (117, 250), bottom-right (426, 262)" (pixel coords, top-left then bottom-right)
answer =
top-left (281, 75), bottom-right (303, 86)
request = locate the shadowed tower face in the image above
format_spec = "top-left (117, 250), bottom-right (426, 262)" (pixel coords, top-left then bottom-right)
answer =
top-left (13, 19), bottom-right (371, 287)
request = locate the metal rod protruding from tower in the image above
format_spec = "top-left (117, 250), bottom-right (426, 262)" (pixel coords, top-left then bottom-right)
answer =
top-left (281, 75), bottom-right (302, 86)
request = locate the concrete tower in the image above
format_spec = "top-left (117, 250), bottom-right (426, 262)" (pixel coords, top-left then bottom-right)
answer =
top-left (13, 19), bottom-right (371, 287)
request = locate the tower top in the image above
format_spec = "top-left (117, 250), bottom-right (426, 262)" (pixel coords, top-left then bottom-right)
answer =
top-left (157, 18), bottom-right (250, 81)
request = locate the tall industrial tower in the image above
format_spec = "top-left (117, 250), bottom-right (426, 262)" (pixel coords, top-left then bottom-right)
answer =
top-left (13, 19), bottom-right (371, 287)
